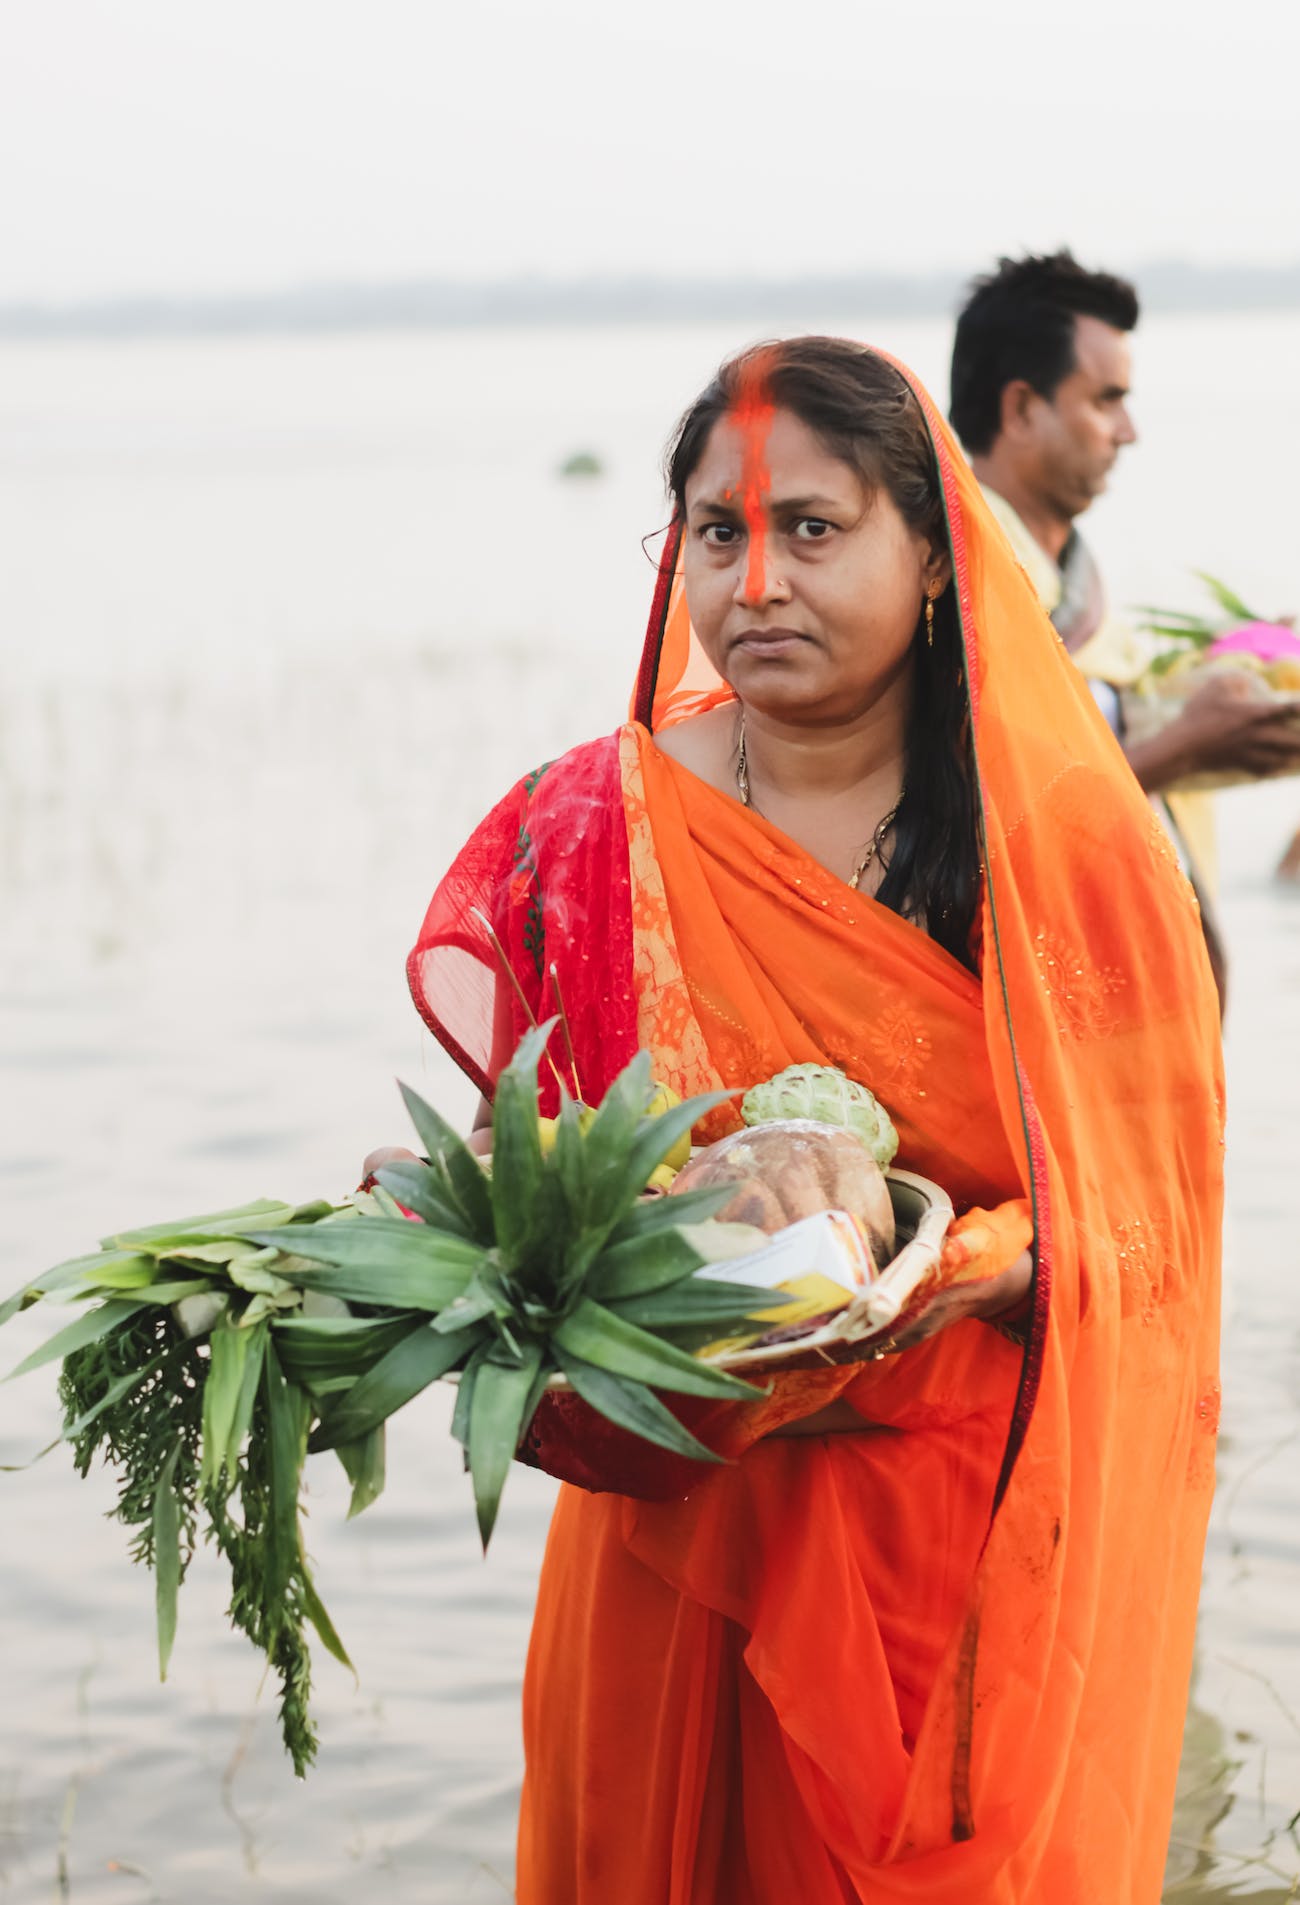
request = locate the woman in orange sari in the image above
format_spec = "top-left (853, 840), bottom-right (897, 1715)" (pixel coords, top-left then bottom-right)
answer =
top-left (407, 340), bottom-right (1222, 1902)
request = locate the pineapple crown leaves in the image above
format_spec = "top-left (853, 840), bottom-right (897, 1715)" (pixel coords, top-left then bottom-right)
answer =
top-left (395, 1080), bottom-right (493, 1240)
top-left (1134, 570), bottom-right (1269, 652)
top-left (380, 1036), bottom-right (779, 1547)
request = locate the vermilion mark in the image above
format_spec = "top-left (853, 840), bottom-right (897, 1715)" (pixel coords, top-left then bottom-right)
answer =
top-left (729, 350), bottom-right (777, 599)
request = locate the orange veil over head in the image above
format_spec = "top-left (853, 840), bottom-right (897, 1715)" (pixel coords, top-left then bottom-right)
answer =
top-left (620, 351), bottom-right (1224, 1896)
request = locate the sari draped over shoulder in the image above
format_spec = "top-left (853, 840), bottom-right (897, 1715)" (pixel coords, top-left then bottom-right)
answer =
top-left (407, 354), bottom-right (1223, 1904)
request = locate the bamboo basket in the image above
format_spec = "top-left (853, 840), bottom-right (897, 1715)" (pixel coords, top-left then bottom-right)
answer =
top-left (703, 1167), bottom-right (954, 1373)
top-left (534, 1166), bottom-right (955, 1392)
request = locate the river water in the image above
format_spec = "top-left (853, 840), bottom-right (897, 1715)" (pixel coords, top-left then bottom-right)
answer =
top-left (1, 316), bottom-right (1298, 1901)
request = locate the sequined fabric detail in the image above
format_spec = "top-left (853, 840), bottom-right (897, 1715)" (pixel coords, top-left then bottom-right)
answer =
top-left (858, 1007), bottom-right (934, 1092)
top-left (1033, 928), bottom-right (1126, 1041)
top-left (1113, 1213), bottom-right (1177, 1321)
top-left (1147, 812), bottom-right (1201, 914)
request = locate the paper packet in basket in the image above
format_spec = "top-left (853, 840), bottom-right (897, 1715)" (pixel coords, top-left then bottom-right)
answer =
top-left (692, 1209), bottom-right (875, 1358)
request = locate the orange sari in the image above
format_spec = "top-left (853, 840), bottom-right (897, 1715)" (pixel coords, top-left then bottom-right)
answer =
top-left (412, 356), bottom-right (1223, 1903)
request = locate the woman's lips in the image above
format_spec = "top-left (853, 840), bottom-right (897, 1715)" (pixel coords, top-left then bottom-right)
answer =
top-left (731, 628), bottom-right (811, 658)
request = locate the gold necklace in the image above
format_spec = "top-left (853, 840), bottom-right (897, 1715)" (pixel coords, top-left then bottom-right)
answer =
top-left (735, 711), bottom-right (903, 891)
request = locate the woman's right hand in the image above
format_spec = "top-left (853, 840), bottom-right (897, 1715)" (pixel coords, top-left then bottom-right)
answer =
top-left (359, 1144), bottom-right (418, 1189)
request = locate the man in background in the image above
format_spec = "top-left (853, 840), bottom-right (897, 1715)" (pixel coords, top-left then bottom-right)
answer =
top-left (949, 251), bottom-right (1300, 1008)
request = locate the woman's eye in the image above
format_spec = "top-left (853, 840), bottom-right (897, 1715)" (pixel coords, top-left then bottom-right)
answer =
top-left (699, 522), bottom-right (741, 547)
top-left (792, 518), bottom-right (833, 541)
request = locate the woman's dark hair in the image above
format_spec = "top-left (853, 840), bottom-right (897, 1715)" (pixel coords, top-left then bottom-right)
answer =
top-left (664, 336), bottom-right (981, 970)
top-left (949, 250), bottom-right (1139, 457)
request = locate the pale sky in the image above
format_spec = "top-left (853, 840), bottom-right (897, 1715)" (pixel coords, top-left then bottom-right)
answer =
top-left (1, 0), bottom-right (1297, 303)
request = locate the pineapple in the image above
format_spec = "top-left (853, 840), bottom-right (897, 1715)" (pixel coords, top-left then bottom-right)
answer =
top-left (260, 1023), bottom-right (779, 1547)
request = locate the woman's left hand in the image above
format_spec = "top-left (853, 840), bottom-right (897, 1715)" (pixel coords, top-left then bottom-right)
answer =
top-left (773, 1248), bottom-right (1034, 1435)
top-left (885, 1246), bottom-right (1033, 1351)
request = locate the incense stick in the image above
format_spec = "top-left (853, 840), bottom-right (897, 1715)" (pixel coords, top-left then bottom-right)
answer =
top-left (548, 962), bottom-right (585, 1104)
top-left (470, 906), bottom-right (568, 1098)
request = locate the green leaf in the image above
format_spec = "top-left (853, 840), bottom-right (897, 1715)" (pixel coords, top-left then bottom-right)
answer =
top-left (104, 1199), bottom-right (301, 1250)
top-left (618, 1095), bottom-right (734, 1212)
top-left (551, 1091), bottom-right (589, 1222)
top-left (606, 1279), bottom-right (791, 1330)
top-left (1133, 605), bottom-right (1216, 631)
top-left (272, 1313), bottom-right (419, 1386)
top-left (397, 1081), bottom-right (495, 1240)
top-left (153, 1439), bottom-right (184, 1681)
top-left (60, 1337), bottom-right (185, 1443)
top-left (308, 1322), bottom-right (481, 1451)
top-left (488, 1021), bottom-right (554, 1267)
top-left (201, 1321), bottom-right (252, 1496)
top-left (5, 1298), bottom-right (148, 1380)
top-left (262, 1348), bottom-right (310, 1616)
top-left (79, 1252), bottom-right (159, 1291)
top-left (226, 1320), bottom-right (268, 1481)
top-left (288, 1200), bottom-right (335, 1224)
top-left (604, 1182), bottom-right (735, 1243)
top-left (574, 1050), bottom-right (653, 1228)
top-left (333, 1424), bottom-right (386, 1519)
top-left (553, 1299), bottom-right (762, 1400)
top-left (550, 1349), bottom-right (724, 1463)
top-left (573, 1059), bottom-right (734, 1260)
top-left (1, 1247), bottom-right (135, 1325)
top-left (586, 1225), bottom-right (721, 1302)
top-left (373, 1157), bottom-right (474, 1237)
top-left (450, 1344), bottom-right (486, 1451)
top-left (430, 1275), bottom-right (503, 1336)
top-left (467, 1343), bottom-right (544, 1550)
top-left (1193, 569), bottom-right (1259, 623)
top-left (128, 1278), bottom-right (217, 1309)
top-left (252, 1220), bottom-right (482, 1311)
top-left (299, 1564), bottom-right (352, 1672)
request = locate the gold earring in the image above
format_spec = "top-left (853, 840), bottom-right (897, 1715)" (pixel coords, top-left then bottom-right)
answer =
top-left (925, 591), bottom-right (936, 647)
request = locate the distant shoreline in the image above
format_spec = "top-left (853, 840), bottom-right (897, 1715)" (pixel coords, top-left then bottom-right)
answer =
top-left (3, 262), bottom-right (1299, 339)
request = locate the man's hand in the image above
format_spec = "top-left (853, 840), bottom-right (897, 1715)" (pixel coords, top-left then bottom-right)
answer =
top-left (1125, 670), bottom-right (1300, 791)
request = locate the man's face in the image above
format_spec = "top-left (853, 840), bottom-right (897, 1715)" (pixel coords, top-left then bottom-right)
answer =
top-left (1023, 314), bottom-right (1138, 520)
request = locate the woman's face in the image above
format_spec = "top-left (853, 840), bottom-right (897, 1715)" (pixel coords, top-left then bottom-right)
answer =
top-left (681, 405), bottom-right (948, 725)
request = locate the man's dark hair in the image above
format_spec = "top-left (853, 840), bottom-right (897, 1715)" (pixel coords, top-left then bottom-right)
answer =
top-left (949, 251), bottom-right (1139, 456)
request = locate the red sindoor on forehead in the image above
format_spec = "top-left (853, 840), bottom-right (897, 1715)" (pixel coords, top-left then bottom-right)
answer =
top-left (727, 350), bottom-right (777, 600)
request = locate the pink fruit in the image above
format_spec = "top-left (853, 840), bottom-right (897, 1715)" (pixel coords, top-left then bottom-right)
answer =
top-left (1207, 622), bottom-right (1300, 664)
